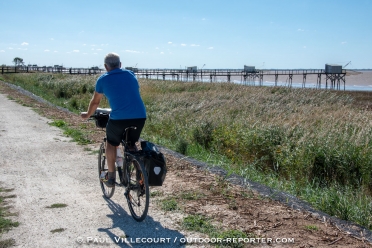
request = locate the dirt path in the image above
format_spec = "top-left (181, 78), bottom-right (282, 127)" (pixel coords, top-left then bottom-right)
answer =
top-left (0, 81), bottom-right (371, 248)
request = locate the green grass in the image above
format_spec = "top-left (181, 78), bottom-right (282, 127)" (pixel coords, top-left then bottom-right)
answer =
top-left (179, 191), bottom-right (204, 201)
top-left (159, 191), bottom-right (205, 211)
top-left (181, 214), bottom-right (251, 248)
top-left (182, 214), bottom-right (215, 234)
top-left (139, 79), bottom-right (372, 230)
top-left (215, 229), bottom-right (253, 248)
top-left (50, 228), bottom-right (66, 233)
top-left (1, 73), bottom-right (109, 114)
top-left (49, 120), bottom-right (91, 145)
top-left (150, 191), bottom-right (164, 197)
top-left (46, 203), bottom-right (68, 208)
top-left (159, 198), bottom-right (179, 211)
top-left (0, 188), bottom-right (19, 247)
top-left (3, 73), bottom-right (372, 230)
top-left (0, 238), bottom-right (16, 248)
top-left (305, 225), bottom-right (319, 231)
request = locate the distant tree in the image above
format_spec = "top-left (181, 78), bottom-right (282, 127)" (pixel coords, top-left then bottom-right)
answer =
top-left (13, 57), bottom-right (24, 66)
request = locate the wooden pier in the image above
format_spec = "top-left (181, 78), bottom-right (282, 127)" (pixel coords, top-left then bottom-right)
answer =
top-left (1, 66), bottom-right (347, 90)
top-left (1, 66), bottom-right (104, 75)
top-left (134, 68), bottom-right (347, 90)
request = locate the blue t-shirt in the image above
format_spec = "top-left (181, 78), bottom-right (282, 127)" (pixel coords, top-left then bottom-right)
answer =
top-left (95, 68), bottom-right (146, 120)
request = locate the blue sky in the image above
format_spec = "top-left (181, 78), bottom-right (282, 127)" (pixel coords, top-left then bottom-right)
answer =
top-left (1, 0), bottom-right (371, 69)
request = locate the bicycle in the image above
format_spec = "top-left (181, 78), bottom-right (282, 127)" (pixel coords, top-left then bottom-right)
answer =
top-left (91, 108), bottom-right (150, 222)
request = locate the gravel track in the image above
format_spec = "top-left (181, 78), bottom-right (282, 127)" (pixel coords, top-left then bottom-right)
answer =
top-left (0, 92), bottom-right (195, 247)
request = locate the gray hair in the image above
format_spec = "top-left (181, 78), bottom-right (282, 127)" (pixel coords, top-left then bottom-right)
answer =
top-left (104, 53), bottom-right (121, 69)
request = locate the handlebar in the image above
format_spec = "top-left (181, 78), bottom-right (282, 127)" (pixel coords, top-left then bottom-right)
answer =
top-left (88, 108), bottom-right (137, 132)
top-left (89, 108), bottom-right (111, 120)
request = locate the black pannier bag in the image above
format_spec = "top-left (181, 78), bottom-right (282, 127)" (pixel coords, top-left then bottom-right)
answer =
top-left (141, 141), bottom-right (167, 186)
top-left (94, 108), bottom-right (111, 128)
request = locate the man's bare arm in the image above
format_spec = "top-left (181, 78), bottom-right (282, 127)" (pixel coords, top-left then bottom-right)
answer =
top-left (80, 92), bottom-right (103, 120)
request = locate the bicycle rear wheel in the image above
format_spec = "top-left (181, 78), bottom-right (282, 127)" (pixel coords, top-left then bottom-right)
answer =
top-left (98, 142), bottom-right (115, 198)
top-left (125, 158), bottom-right (149, 222)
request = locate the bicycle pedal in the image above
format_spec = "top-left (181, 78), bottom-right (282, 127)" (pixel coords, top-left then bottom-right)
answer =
top-left (100, 171), bottom-right (108, 181)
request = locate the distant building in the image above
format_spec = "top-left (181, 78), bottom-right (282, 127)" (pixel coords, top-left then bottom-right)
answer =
top-left (244, 65), bottom-right (256, 73)
top-left (325, 64), bottom-right (342, 74)
top-left (125, 67), bottom-right (138, 72)
top-left (187, 66), bottom-right (197, 73)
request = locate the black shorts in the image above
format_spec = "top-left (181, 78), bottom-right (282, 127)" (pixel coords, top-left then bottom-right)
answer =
top-left (106, 118), bottom-right (146, 146)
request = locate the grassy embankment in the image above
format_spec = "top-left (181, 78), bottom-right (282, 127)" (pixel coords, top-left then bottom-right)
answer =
top-left (2, 73), bottom-right (372, 230)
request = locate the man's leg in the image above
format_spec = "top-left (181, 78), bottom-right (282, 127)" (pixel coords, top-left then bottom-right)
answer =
top-left (105, 119), bottom-right (121, 187)
top-left (127, 118), bottom-right (146, 152)
top-left (105, 141), bottom-right (116, 187)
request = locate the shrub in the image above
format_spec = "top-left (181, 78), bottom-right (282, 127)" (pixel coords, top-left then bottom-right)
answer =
top-left (192, 121), bottom-right (214, 149)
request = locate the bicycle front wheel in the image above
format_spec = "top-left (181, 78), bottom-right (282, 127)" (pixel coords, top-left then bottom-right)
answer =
top-left (98, 142), bottom-right (115, 198)
top-left (125, 158), bottom-right (149, 222)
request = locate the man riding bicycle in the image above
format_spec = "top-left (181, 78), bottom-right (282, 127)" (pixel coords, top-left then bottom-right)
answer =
top-left (81, 52), bottom-right (147, 188)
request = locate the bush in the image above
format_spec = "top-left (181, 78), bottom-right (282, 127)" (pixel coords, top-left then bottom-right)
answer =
top-left (192, 121), bottom-right (214, 149)
top-left (176, 138), bottom-right (188, 155)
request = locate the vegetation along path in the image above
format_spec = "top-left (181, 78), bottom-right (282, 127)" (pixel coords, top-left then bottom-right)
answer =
top-left (0, 80), bottom-right (371, 247)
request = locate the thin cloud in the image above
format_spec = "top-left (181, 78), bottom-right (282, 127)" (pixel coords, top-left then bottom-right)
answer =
top-left (50, 38), bottom-right (54, 41)
top-left (125, 50), bottom-right (140, 53)
top-left (181, 44), bottom-right (187, 46)
top-left (190, 44), bottom-right (200, 47)
top-left (168, 42), bottom-right (172, 44)
top-left (8, 47), bottom-right (13, 50)
top-left (341, 41), bottom-right (347, 45)
top-left (207, 47), bottom-right (214, 50)
top-left (73, 50), bottom-right (79, 53)
top-left (297, 29), bottom-right (304, 32)
top-left (202, 18), bottom-right (206, 21)
top-left (44, 49), bottom-right (50, 52)
top-left (21, 42), bottom-right (29, 46)
top-left (160, 52), bottom-right (164, 54)
top-left (0, 50), bottom-right (5, 52)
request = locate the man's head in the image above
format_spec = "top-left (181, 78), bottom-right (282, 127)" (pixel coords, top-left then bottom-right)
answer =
top-left (104, 53), bottom-right (121, 71)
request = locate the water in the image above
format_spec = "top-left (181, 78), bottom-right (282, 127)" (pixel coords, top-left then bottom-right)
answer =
top-left (235, 80), bottom-right (372, 91)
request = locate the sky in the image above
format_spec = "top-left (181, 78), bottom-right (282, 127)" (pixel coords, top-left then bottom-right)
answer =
top-left (0, 0), bottom-right (371, 69)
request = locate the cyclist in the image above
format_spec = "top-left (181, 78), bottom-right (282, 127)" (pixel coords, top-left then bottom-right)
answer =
top-left (81, 52), bottom-right (146, 188)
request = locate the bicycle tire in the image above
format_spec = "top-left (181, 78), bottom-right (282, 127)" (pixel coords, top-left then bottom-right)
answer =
top-left (125, 157), bottom-right (149, 222)
top-left (98, 142), bottom-right (115, 198)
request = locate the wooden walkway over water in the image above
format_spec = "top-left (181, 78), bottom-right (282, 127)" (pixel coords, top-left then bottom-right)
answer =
top-left (134, 68), bottom-right (347, 90)
top-left (1, 66), bottom-right (104, 75)
top-left (1, 66), bottom-right (347, 90)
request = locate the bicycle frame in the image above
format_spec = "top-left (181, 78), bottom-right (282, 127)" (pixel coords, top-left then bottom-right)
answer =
top-left (92, 109), bottom-right (150, 221)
